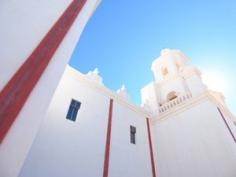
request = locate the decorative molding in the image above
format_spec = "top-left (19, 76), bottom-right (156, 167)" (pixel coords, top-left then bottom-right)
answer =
top-left (159, 93), bottom-right (192, 113)
top-left (155, 68), bottom-right (201, 86)
top-left (66, 66), bottom-right (153, 118)
top-left (155, 90), bottom-right (236, 123)
top-left (66, 66), bottom-right (236, 124)
top-left (157, 92), bottom-right (208, 121)
top-left (86, 68), bottom-right (103, 85)
top-left (103, 99), bottom-right (113, 177)
top-left (217, 108), bottom-right (236, 143)
top-left (208, 91), bottom-right (236, 123)
top-left (117, 85), bottom-right (130, 100)
top-left (146, 118), bottom-right (157, 177)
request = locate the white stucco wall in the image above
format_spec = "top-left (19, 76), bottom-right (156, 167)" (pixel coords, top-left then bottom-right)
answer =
top-left (19, 68), bottom-right (110, 177)
top-left (0, 0), bottom-right (71, 90)
top-left (0, 1), bottom-right (100, 177)
top-left (153, 100), bottom-right (236, 177)
top-left (19, 66), bottom-right (153, 177)
top-left (19, 66), bottom-right (236, 177)
top-left (141, 82), bottom-right (160, 115)
top-left (185, 75), bottom-right (206, 97)
top-left (110, 101), bottom-right (152, 177)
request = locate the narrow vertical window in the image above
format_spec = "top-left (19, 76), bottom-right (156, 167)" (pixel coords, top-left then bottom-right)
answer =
top-left (66, 99), bottom-right (81, 122)
top-left (130, 125), bottom-right (136, 144)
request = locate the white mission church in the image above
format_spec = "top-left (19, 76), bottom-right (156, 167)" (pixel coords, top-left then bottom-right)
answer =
top-left (0, 1), bottom-right (235, 177)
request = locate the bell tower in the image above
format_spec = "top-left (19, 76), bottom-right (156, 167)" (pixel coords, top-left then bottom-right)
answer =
top-left (141, 49), bottom-right (207, 115)
top-left (142, 49), bottom-right (236, 177)
top-left (151, 48), bottom-right (188, 82)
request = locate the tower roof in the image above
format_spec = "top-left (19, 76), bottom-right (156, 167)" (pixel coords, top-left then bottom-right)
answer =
top-left (151, 48), bottom-right (189, 72)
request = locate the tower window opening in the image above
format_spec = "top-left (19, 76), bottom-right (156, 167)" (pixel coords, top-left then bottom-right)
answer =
top-left (167, 91), bottom-right (178, 101)
top-left (176, 62), bottom-right (181, 71)
top-left (161, 67), bottom-right (169, 76)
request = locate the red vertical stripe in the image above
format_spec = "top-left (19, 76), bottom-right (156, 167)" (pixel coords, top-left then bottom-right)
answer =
top-left (146, 118), bottom-right (157, 177)
top-left (103, 99), bottom-right (113, 177)
top-left (217, 108), bottom-right (236, 143)
top-left (0, 0), bottom-right (87, 143)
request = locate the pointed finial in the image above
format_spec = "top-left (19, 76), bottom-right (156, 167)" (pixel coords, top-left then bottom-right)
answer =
top-left (93, 68), bottom-right (99, 75)
top-left (117, 84), bottom-right (129, 100)
top-left (86, 67), bottom-right (103, 85)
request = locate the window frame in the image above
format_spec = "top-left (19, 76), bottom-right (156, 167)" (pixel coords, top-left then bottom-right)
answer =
top-left (66, 99), bottom-right (81, 122)
top-left (130, 125), bottom-right (136, 144)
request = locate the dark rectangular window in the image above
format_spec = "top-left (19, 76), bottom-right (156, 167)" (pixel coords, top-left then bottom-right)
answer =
top-left (66, 99), bottom-right (81, 122)
top-left (130, 125), bottom-right (136, 144)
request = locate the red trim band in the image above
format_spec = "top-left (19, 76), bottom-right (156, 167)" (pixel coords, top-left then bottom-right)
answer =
top-left (146, 118), bottom-right (157, 177)
top-left (217, 108), bottom-right (236, 143)
top-left (103, 99), bottom-right (113, 177)
top-left (0, 0), bottom-right (87, 143)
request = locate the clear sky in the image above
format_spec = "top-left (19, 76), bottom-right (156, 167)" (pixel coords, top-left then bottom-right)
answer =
top-left (69, 0), bottom-right (236, 114)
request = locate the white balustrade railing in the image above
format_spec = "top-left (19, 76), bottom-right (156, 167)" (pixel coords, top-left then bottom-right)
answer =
top-left (159, 93), bottom-right (192, 113)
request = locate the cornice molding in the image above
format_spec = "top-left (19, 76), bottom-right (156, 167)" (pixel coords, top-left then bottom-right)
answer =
top-left (65, 66), bottom-right (235, 124)
top-left (153, 91), bottom-right (236, 124)
top-left (66, 66), bottom-right (153, 118)
top-left (155, 67), bottom-right (201, 86)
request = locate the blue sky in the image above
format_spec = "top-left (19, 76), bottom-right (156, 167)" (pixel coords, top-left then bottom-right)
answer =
top-left (69, 0), bottom-right (236, 114)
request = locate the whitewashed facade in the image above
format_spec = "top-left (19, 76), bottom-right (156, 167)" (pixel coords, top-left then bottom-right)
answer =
top-left (19, 66), bottom-right (154, 177)
top-left (19, 49), bottom-right (236, 177)
top-left (0, 1), bottom-right (235, 177)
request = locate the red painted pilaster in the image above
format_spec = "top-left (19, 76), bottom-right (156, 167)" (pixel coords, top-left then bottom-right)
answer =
top-left (103, 99), bottom-right (113, 177)
top-left (0, 0), bottom-right (87, 143)
top-left (146, 118), bottom-right (157, 177)
top-left (217, 108), bottom-right (236, 143)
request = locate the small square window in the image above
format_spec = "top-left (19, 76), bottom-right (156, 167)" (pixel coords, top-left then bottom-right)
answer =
top-left (130, 125), bottom-right (136, 144)
top-left (66, 99), bottom-right (81, 122)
